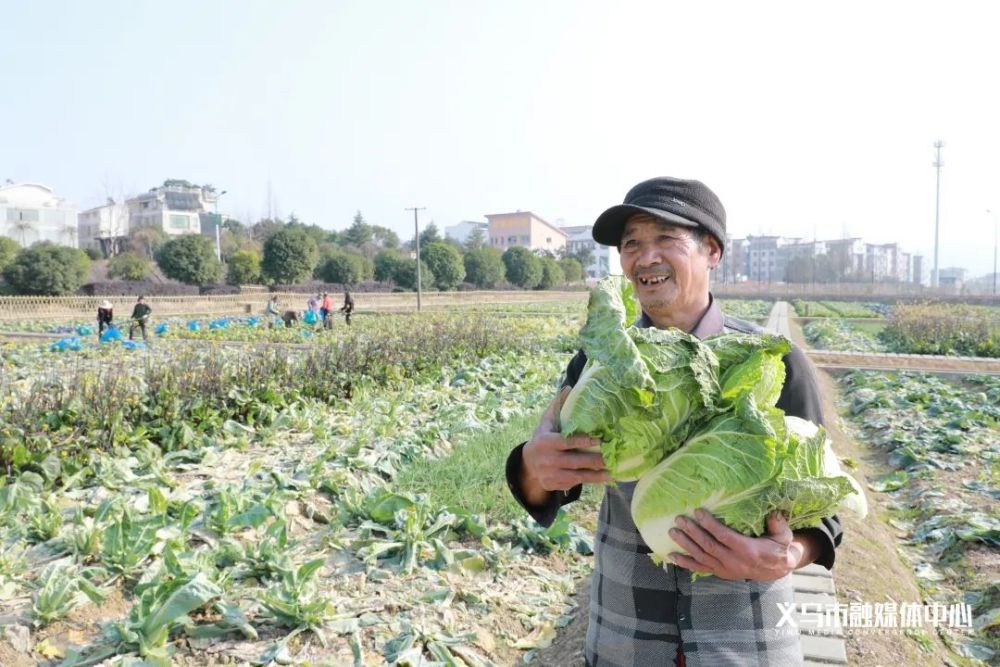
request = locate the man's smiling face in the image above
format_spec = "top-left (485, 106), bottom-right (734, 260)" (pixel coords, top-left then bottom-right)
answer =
top-left (618, 213), bottom-right (720, 330)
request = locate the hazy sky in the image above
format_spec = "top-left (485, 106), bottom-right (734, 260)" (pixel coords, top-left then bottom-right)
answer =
top-left (2, 1), bottom-right (998, 276)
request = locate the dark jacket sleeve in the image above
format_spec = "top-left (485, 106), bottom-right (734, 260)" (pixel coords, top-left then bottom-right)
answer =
top-left (504, 350), bottom-right (588, 527)
top-left (777, 344), bottom-right (843, 570)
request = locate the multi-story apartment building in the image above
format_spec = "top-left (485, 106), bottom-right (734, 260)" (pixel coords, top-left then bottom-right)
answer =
top-left (824, 238), bottom-right (866, 280)
top-left (127, 181), bottom-right (222, 237)
top-left (912, 255), bottom-right (925, 285)
top-left (559, 225), bottom-right (620, 279)
top-left (863, 243), bottom-right (893, 282)
top-left (485, 211), bottom-right (566, 254)
top-left (776, 239), bottom-right (827, 281)
top-left (444, 221), bottom-right (488, 245)
top-left (78, 200), bottom-right (130, 256)
top-left (717, 237), bottom-right (749, 283)
top-left (745, 235), bottom-right (789, 283)
top-left (0, 182), bottom-right (79, 248)
top-left (871, 243), bottom-right (911, 282)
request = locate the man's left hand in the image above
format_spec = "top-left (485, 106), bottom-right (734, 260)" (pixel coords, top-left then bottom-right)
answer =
top-left (668, 509), bottom-right (810, 581)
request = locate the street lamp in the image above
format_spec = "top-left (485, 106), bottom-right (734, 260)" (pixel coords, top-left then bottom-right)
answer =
top-left (214, 190), bottom-right (228, 262)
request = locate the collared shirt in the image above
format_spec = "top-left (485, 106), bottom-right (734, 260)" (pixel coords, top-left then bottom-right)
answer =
top-left (505, 295), bottom-right (841, 666)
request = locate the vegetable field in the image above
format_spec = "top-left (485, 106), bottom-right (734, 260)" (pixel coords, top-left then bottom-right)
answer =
top-left (0, 310), bottom-right (600, 666)
top-left (839, 371), bottom-right (1000, 661)
top-left (797, 301), bottom-right (1000, 359)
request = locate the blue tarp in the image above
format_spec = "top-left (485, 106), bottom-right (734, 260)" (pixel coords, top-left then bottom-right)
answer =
top-left (100, 326), bottom-right (123, 343)
top-left (76, 325), bottom-right (93, 336)
top-left (187, 320), bottom-right (200, 331)
top-left (121, 340), bottom-right (146, 350)
top-left (50, 336), bottom-right (82, 352)
top-left (154, 323), bottom-right (169, 335)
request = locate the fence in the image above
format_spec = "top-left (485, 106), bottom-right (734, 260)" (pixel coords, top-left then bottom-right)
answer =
top-left (0, 291), bottom-right (588, 322)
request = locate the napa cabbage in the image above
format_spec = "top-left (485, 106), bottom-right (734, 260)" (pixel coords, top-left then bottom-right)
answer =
top-left (631, 400), bottom-right (867, 567)
top-left (559, 277), bottom-right (720, 481)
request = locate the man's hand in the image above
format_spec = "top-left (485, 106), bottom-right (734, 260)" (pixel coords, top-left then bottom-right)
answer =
top-left (668, 509), bottom-right (818, 581)
top-left (520, 387), bottom-right (610, 508)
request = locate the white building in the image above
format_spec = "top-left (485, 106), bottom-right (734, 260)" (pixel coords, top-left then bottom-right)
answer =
top-left (560, 224), bottom-right (621, 279)
top-left (0, 182), bottom-right (79, 248)
top-left (127, 181), bottom-right (222, 237)
top-left (78, 200), bottom-right (130, 256)
top-left (444, 220), bottom-right (488, 245)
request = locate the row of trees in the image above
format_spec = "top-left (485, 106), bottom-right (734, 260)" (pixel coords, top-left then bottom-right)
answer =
top-left (0, 212), bottom-right (591, 295)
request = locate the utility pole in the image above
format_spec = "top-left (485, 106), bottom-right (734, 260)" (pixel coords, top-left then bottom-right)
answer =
top-left (214, 190), bottom-right (227, 262)
top-left (989, 209), bottom-right (998, 296)
top-left (405, 207), bottom-right (426, 311)
top-left (932, 140), bottom-right (944, 288)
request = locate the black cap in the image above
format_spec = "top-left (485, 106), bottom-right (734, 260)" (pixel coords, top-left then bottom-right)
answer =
top-left (592, 177), bottom-right (726, 253)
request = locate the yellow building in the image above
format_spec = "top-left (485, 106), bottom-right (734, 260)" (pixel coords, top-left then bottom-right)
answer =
top-left (485, 211), bottom-right (567, 253)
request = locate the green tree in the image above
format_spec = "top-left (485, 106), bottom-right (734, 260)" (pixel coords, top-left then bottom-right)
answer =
top-left (2, 242), bottom-right (91, 295)
top-left (372, 225), bottom-right (400, 249)
top-left (502, 247), bottom-right (543, 289)
top-left (83, 247), bottom-right (103, 261)
top-left (315, 248), bottom-right (367, 285)
top-left (422, 242), bottom-right (465, 290)
top-left (226, 249), bottom-right (262, 285)
top-left (250, 218), bottom-right (285, 243)
top-left (374, 250), bottom-right (406, 283)
top-left (0, 236), bottom-right (19, 274)
top-left (393, 259), bottom-right (435, 291)
top-left (463, 247), bottom-right (506, 288)
top-left (107, 252), bottom-right (151, 281)
top-left (129, 227), bottom-right (167, 259)
top-left (537, 257), bottom-right (565, 289)
top-left (464, 226), bottom-right (487, 249)
top-left (155, 234), bottom-right (223, 285)
top-left (261, 228), bottom-right (319, 284)
top-left (563, 246), bottom-right (595, 271)
top-left (419, 222), bottom-right (441, 247)
top-left (343, 211), bottom-right (374, 247)
top-left (559, 257), bottom-right (583, 283)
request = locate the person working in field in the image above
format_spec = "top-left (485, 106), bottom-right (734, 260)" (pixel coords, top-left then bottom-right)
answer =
top-left (506, 177), bottom-right (842, 666)
top-left (128, 295), bottom-right (152, 342)
top-left (340, 289), bottom-right (354, 325)
top-left (97, 300), bottom-right (114, 339)
top-left (320, 292), bottom-right (334, 329)
top-left (265, 295), bottom-right (281, 328)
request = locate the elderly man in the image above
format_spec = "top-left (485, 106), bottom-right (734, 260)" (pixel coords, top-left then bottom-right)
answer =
top-left (506, 177), bottom-right (841, 666)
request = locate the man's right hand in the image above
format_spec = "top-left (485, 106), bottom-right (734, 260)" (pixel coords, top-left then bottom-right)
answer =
top-left (520, 387), bottom-right (610, 508)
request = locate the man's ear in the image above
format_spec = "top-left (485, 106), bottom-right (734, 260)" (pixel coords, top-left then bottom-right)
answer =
top-left (704, 235), bottom-right (722, 269)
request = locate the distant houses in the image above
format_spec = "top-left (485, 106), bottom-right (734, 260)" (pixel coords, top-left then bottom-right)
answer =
top-left (445, 214), bottom-right (620, 280)
top-left (718, 234), bottom-right (926, 285)
top-left (0, 182), bottom-right (79, 248)
top-left (0, 179), bottom-right (977, 288)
